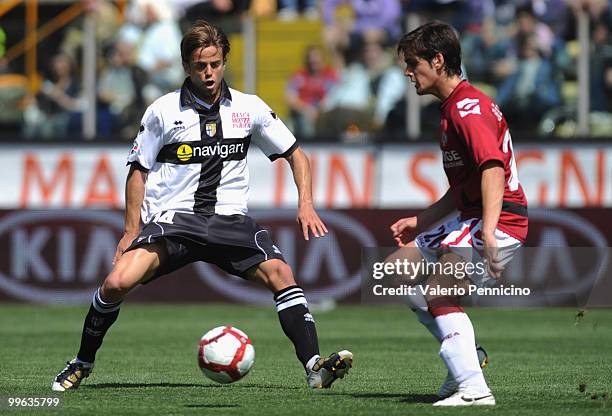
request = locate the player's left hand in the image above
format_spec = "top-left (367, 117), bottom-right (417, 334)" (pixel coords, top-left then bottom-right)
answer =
top-left (482, 232), bottom-right (503, 279)
top-left (297, 203), bottom-right (328, 241)
top-left (113, 231), bottom-right (139, 265)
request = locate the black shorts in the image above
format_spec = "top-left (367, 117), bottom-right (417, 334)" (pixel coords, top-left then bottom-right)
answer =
top-left (125, 212), bottom-right (285, 283)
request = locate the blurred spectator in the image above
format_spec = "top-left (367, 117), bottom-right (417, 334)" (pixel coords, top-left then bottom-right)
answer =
top-left (278, 0), bottom-right (319, 21)
top-left (514, 5), bottom-right (556, 57)
top-left (319, 43), bottom-right (372, 138)
top-left (529, 0), bottom-right (569, 35)
top-left (118, 0), bottom-right (184, 103)
top-left (590, 18), bottom-right (612, 112)
top-left (97, 41), bottom-right (148, 138)
top-left (373, 52), bottom-right (406, 128)
top-left (360, 40), bottom-right (401, 128)
top-left (171, 0), bottom-right (209, 19)
top-left (23, 53), bottom-right (82, 139)
top-left (286, 46), bottom-right (339, 138)
top-left (61, 0), bottom-right (121, 61)
top-left (180, 0), bottom-right (252, 33)
top-left (461, 18), bottom-right (511, 85)
top-left (249, 0), bottom-right (277, 18)
top-left (318, 39), bottom-right (406, 137)
top-left (489, 0), bottom-right (568, 33)
top-left (322, 0), bottom-right (402, 54)
top-left (490, 4), bottom-right (573, 88)
top-left (406, 0), bottom-right (491, 34)
top-left (496, 32), bottom-right (562, 131)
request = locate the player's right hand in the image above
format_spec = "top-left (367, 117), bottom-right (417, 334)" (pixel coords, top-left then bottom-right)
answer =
top-left (113, 232), bottom-right (139, 265)
top-left (390, 217), bottom-right (419, 247)
top-left (296, 203), bottom-right (328, 241)
top-left (482, 232), bottom-right (503, 279)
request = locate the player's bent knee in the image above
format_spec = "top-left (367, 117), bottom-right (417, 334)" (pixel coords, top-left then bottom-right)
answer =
top-left (264, 260), bottom-right (295, 290)
top-left (246, 259), bottom-right (296, 291)
top-left (384, 243), bottom-right (426, 284)
top-left (101, 270), bottom-right (139, 300)
top-left (271, 261), bottom-right (294, 282)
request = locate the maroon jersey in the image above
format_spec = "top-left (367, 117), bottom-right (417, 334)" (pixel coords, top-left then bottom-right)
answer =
top-left (439, 81), bottom-right (528, 242)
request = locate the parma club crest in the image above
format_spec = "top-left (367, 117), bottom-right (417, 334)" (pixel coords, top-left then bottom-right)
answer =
top-left (206, 123), bottom-right (217, 137)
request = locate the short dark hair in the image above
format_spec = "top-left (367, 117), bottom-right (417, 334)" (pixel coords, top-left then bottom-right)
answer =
top-left (180, 20), bottom-right (230, 63)
top-left (397, 20), bottom-right (462, 77)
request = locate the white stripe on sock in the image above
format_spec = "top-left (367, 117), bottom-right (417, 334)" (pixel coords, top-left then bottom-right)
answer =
top-left (275, 293), bottom-right (306, 306)
top-left (275, 287), bottom-right (303, 301)
top-left (275, 296), bottom-right (308, 312)
top-left (92, 289), bottom-right (122, 313)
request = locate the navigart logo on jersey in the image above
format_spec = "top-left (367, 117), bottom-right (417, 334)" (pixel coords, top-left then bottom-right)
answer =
top-left (177, 144), bottom-right (193, 161)
top-left (206, 123), bottom-right (217, 137)
top-left (457, 98), bottom-right (481, 118)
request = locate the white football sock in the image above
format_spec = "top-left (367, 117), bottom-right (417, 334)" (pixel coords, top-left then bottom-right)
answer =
top-left (405, 288), bottom-right (443, 342)
top-left (435, 312), bottom-right (489, 394)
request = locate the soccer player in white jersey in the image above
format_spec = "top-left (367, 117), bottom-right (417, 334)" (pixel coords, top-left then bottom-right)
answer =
top-left (53, 20), bottom-right (352, 391)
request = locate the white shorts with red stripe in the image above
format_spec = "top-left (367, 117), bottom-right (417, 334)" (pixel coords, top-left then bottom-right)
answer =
top-left (415, 216), bottom-right (522, 288)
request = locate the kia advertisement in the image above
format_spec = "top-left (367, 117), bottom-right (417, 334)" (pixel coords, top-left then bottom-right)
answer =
top-left (0, 208), bottom-right (610, 307)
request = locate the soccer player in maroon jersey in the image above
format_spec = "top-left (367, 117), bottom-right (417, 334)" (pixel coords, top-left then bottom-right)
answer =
top-left (389, 21), bottom-right (528, 406)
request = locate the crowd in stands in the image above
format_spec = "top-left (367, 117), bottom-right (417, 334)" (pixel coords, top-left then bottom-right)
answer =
top-left (0, 0), bottom-right (611, 140)
top-left (287, 0), bottom-right (612, 139)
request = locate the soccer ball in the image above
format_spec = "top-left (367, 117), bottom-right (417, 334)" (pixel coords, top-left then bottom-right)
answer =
top-left (197, 326), bottom-right (255, 384)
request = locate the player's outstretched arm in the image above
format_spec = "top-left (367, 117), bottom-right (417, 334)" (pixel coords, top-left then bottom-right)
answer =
top-left (481, 161), bottom-right (505, 278)
top-left (286, 147), bottom-right (328, 241)
top-left (113, 164), bottom-right (147, 264)
top-left (391, 189), bottom-right (455, 246)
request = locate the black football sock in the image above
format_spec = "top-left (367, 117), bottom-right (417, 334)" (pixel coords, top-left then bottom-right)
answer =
top-left (76, 287), bottom-right (122, 363)
top-left (274, 285), bottom-right (320, 370)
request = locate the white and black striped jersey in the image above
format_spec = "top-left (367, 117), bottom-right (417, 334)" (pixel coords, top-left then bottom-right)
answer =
top-left (127, 79), bottom-right (298, 223)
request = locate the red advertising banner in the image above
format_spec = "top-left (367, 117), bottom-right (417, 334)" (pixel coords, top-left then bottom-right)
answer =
top-left (0, 208), bottom-right (610, 305)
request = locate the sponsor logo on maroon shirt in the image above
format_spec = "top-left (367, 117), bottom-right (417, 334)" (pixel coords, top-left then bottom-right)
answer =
top-left (440, 81), bottom-right (528, 241)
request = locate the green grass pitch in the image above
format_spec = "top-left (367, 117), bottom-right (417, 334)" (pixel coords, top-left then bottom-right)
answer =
top-left (1, 305), bottom-right (611, 415)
